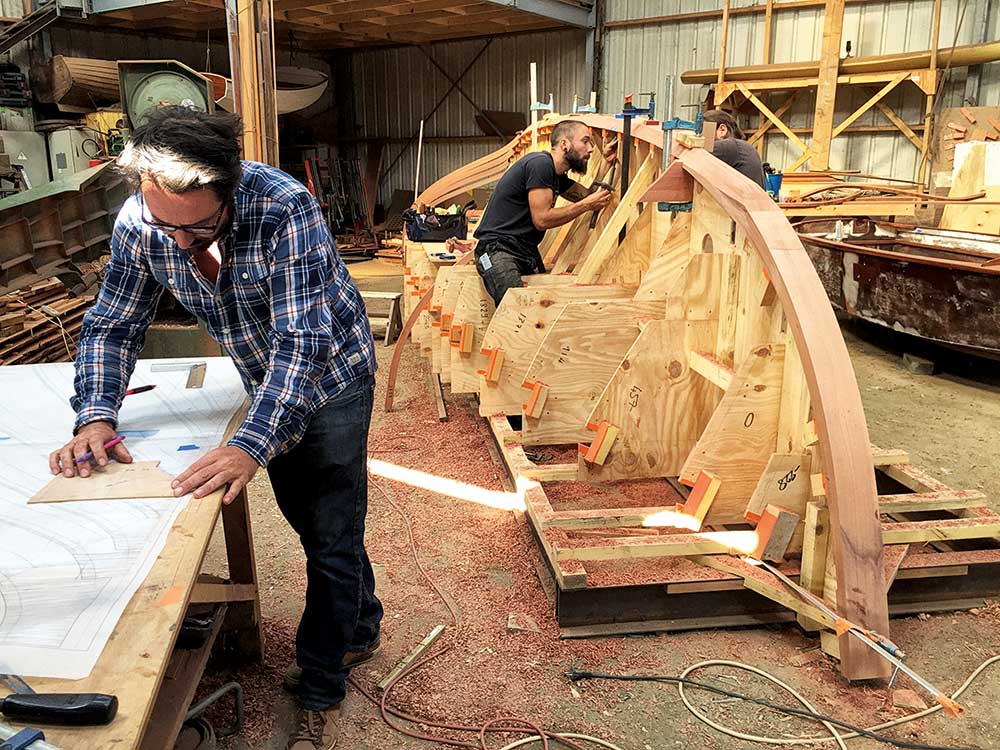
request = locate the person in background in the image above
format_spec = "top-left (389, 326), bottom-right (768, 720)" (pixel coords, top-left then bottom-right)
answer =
top-left (472, 119), bottom-right (617, 306)
top-left (703, 109), bottom-right (766, 188)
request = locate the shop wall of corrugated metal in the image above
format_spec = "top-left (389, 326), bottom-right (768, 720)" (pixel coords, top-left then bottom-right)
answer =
top-left (603, 0), bottom-right (998, 180)
top-left (340, 29), bottom-right (588, 206)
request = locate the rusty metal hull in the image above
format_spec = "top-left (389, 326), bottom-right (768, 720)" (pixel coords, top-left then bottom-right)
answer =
top-left (797, 231), bottom-right (1000, 358)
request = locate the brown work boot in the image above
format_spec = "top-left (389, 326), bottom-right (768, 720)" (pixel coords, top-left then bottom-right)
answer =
top-left (283, 639), bottom-right (382, 692)
top-left (286, 704), bottom-right (340, 750)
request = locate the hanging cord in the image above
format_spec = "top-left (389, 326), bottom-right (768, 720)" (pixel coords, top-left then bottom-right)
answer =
top-left (22, 301), bottom-right (73, 360)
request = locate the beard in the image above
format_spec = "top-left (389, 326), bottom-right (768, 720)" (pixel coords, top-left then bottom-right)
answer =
top-left (565, 148), bottom-right (589, 175)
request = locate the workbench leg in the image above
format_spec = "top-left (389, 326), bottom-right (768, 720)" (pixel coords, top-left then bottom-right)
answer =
top-left (222, 488), bottom-right (265, 661)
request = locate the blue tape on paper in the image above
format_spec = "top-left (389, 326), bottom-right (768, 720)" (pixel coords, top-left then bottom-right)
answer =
top-left (118, 429), bottom-right (160, 439)
top-left (177, 444), bottom-right (200, 451)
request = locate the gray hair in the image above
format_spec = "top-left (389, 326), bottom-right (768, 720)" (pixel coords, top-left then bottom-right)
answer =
top-left (117, 106), bottom-right (243, 199)
top-left (117, 142), bottom-right (226, 193)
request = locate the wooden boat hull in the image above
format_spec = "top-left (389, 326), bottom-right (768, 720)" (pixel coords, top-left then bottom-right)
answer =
top-left (797, 222), bottom-right (1000, 358)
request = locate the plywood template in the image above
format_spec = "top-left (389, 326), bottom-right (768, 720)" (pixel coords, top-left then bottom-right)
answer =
top-left (679, 344), bottom-right (786, 524)
top-left (477, 284), bottom-right (635, 417)
top-left (29, 460), bottom-right (176, 503)
top-left (521, 300), bottom-right (664, 446)
top-left (577, 317), bottom-right (718, 482)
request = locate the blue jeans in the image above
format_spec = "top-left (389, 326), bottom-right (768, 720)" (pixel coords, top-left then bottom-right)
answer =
top-left (267, 373), bottom-right (383, 710)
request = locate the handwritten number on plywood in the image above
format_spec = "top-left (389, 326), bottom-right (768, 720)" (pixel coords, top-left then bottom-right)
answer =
top-left (744, 412), bottom-right (755, 428)
top-left (557, 344), bottom-right (571, 365)
top-left (777, 464), bottom-right (800, 492)
top-left (628, 385), bottom-right (642, 410)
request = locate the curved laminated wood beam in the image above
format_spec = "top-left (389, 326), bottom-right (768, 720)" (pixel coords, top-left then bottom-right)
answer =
top-left (673, 144), bottom-right (890, 681)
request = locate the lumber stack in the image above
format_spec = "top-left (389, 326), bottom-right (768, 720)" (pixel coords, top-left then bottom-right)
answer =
top-left (0, 280), bottom-right (92, 365)
top-left (0, 161), bottom-right (125, 296)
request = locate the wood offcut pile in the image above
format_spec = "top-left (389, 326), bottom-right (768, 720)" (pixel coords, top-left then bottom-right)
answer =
top-left (0, 279), bottom-right (92, 365)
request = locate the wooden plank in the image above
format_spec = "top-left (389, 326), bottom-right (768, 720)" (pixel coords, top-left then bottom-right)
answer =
top-left (449, 275), bottom-right (494, 394)
top-left (878, 489), bottom-right (986, 513)
top-left (431, 372), bottom-right (447, 421)
top-left (542, 505), bottom-right (688, 530)
top-left (137, 604), bottom-right (227, 750)
top-left (575, 153), bottom-right (658, 283)
top-left (882, 518), bottom-right (1000, 544)
top-left (680, 344), bottom-right (786, 524)
top-left (520, 299), bottom-right (663, 446)
top-left (687, 350), bottom-right (735, 390)
top-left (798, 500), bottom-right (831, 631)
top-left (29, 460), bottom-right (175, 503)
top-left (632, 212), bottom-right (691, 299)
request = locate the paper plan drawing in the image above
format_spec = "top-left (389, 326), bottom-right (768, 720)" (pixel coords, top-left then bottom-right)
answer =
top-left (0, 357), bottom-right (245, 679)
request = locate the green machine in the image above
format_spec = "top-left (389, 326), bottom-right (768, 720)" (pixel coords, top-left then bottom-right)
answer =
top-left (117, 60), bottom-right (215, 130)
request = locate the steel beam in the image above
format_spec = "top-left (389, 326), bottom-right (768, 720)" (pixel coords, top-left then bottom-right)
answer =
top-left (481, 0), bottom-right (594, 28)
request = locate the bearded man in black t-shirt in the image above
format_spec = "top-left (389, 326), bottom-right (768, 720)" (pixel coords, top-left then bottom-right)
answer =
top-left (473, 119), bottom-right (617, 305)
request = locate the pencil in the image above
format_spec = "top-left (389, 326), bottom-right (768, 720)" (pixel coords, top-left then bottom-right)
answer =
top-left (76, 435), bottom-right (126, 464)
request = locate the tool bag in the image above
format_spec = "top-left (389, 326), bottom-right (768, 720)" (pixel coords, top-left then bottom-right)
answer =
top-left (403, 200), bottom-right (474, 242)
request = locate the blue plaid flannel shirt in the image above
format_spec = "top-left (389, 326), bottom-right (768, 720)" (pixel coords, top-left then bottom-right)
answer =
top-left (72, 161), bottom-right (376, 466)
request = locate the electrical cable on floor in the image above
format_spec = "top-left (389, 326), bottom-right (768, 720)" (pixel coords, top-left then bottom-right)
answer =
top-left (348, 475), bottom-right (620, 749)
top-left (570, 654), bottom-right (1000, 750)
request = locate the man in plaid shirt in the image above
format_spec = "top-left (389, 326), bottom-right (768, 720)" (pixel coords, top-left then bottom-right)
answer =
top-left (49, 107), bottom-right (381, 750)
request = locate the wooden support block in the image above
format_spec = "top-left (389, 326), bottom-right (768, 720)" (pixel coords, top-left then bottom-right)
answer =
top-left (961, 107), bottom-right (977, 123)
top-left (675, 470), bottom-right (722, 530)
top-left (521, 380), bottom-right (550, 419)
top-left (760, 280), bottom-right (778, 307)
top-left (458, 322), bottom-right (474, 353)
top-left (745, 452), bottom-right (811, 522)
top-left (810, 472), bottom-right (826, 499)
top-left (987, 133), bottom-right (998, 141)
top-left (798, 501), bottom-right (831, 631)
top-left (903, 352), bottom-right (935, 375)
top-left (477, 347), bottom-right (505, 383)
top-left (578, 419), bottom-right (620, 466)
top-left (946, 122), bottom-right (967, 133)
top-left (687, 350), bottom-right (735, 390)
top-left (752, 504), bottom-right (800, 562)
top-left (988, 116), bottom-right (1000, 132)
top-left (871, 446), bottom-right (910, 466)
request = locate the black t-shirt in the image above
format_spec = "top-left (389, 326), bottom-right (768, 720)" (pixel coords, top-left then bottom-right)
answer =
top-left (474, 152), bottom-right (574, 261)
top-left (712, 138), bottom-right (766, 188)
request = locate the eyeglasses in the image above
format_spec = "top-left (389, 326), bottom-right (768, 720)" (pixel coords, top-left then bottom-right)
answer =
top-left (139, 194), bottom-right (227, 237)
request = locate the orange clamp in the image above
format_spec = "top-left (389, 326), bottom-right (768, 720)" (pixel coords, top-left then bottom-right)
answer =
top-left (674, 470), bottom-right (721, 530)
top-left (477, 348), bottom-right (505, 383)
top-left (521, 380), bottom-right (549, 419)
top-left (578, 419), bottom-right (620, 466)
